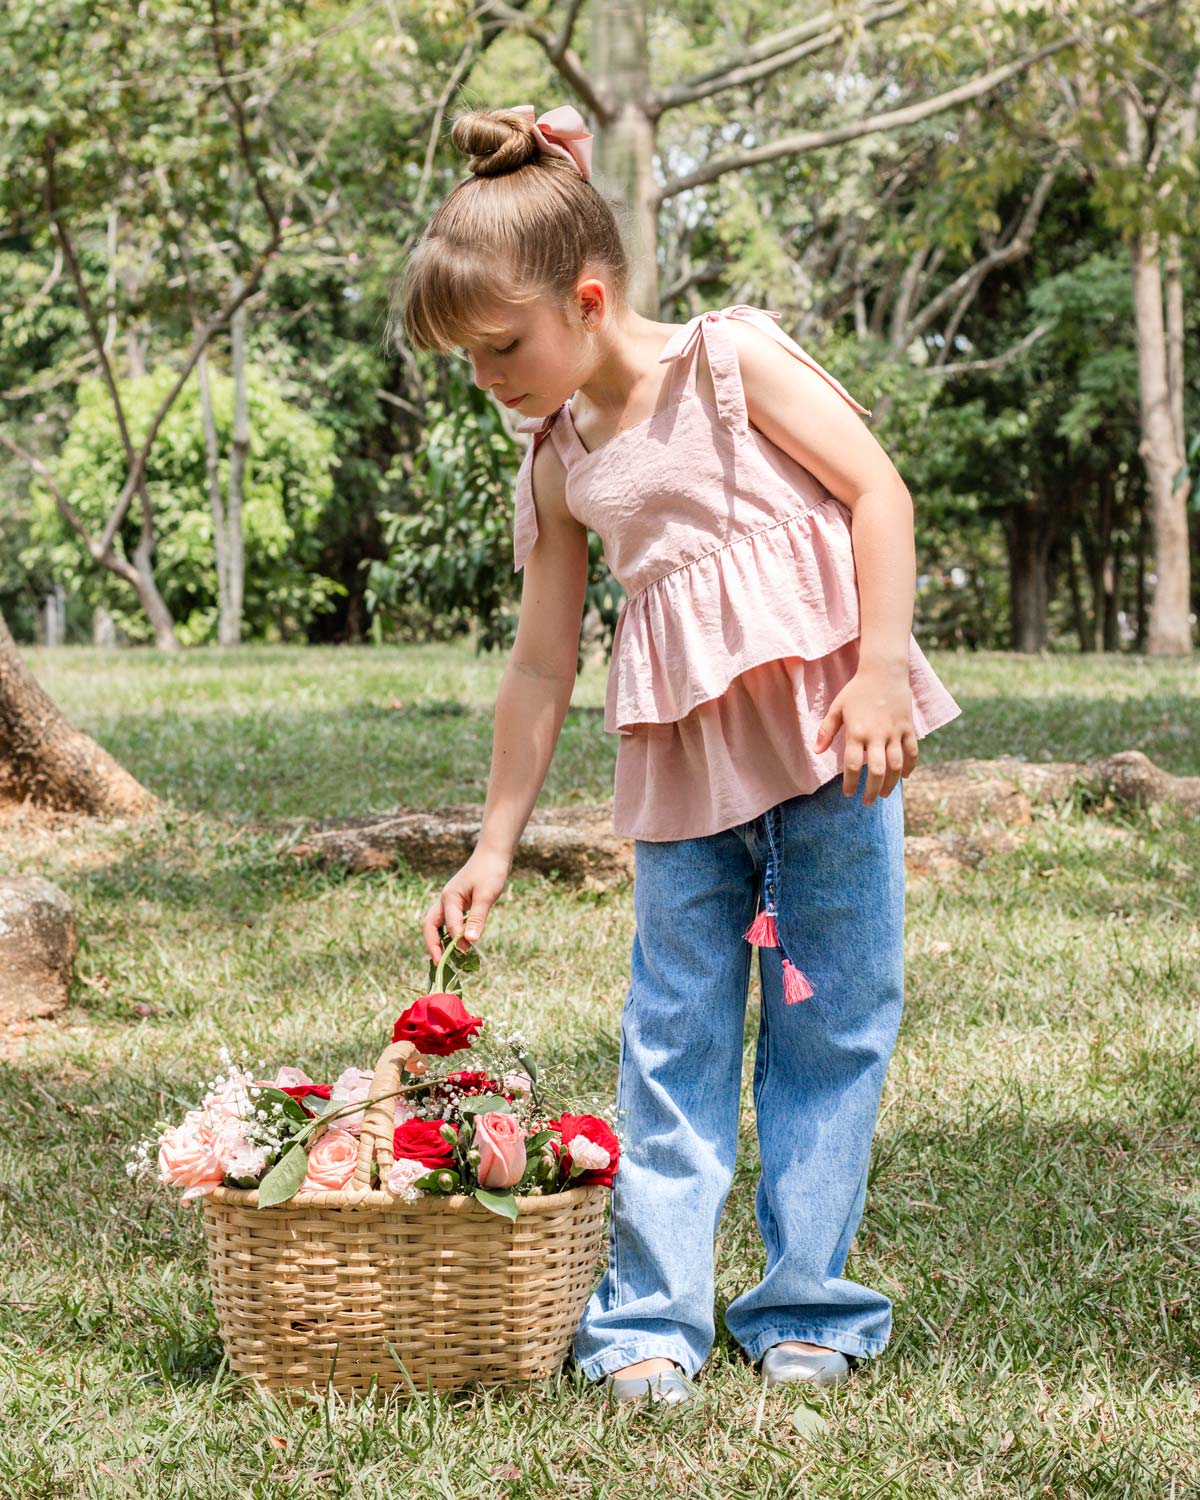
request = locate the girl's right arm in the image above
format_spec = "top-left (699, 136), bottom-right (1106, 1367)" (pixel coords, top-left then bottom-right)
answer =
top-left (422, 437), bottom-right (589, 963)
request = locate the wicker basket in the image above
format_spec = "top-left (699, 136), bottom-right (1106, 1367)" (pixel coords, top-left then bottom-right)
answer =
top-left (201, 1039), bottom-right (608, 1398)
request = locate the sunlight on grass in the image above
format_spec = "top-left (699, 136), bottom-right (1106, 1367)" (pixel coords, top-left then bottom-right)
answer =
top-left (0, 644), bottom-right (1197, 1497)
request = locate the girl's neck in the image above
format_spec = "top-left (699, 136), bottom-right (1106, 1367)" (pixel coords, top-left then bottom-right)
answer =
top-left (574, 310), bottom-right (681, 424)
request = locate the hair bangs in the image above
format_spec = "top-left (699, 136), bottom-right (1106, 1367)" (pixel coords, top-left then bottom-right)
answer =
top-left (397, 242), bottom-right (538, 355)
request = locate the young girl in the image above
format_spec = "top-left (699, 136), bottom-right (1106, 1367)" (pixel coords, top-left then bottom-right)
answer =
top-left (397, 104), bottom-right (961, 1405)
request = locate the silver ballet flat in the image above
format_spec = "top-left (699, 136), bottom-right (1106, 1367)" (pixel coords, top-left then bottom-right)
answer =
top-left (605, 1364), bottom-right (697, 1405)
top-left (760, 1344), bottom-right (853, 1387)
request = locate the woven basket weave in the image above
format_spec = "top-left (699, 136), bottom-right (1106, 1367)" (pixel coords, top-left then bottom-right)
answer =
top-left (201, 1039), bottom-right (608, 1397)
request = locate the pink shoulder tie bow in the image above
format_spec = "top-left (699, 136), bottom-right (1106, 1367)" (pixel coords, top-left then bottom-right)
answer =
top-left (508, 104), bottom-right (593, 181)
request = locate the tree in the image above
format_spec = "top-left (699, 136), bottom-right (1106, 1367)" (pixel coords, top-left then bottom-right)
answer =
top-left (0, 611), bottom-right (155, 815)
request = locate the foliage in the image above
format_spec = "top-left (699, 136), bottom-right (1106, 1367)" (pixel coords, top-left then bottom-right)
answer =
top-left (24, 364), bottom-right (342, 644)
top-left (367, 384), bottom-right (522, 653)
top-left (367, 368), bottom-right (628, 664)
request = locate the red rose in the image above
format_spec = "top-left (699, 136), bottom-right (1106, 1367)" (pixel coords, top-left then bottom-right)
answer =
top-left (551, 1113), bottom-right (620, 1189)
top-left (392, 993), bottom-right (484, 1057)
top-left (393, 1117), bottom-right (458, 1171)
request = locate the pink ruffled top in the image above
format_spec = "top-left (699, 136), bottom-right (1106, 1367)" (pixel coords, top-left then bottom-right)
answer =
top-left (512, 303), bottom-right (962, 842)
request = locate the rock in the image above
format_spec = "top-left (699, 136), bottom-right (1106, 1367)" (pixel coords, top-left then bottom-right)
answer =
top-left (0, 876), bottom-right (78, 1022)
top-left (288, 802), bottom-right (635, 887)
top-left (283, 751), bottom-right (1198, 891)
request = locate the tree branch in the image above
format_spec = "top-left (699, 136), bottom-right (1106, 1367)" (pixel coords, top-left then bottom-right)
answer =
top-left (655, 2), bottom-right (1170, 203)
top-left (654, 1), bottom-right (913, 114)
top-left (911, 161), bottom-right (1062, 348)
top-left (476, 0), bottom-right (610, 121)
top-left (919, 322), bottom-right (1049, 378)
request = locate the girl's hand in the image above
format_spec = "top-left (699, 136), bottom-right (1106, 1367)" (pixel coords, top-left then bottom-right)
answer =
top-left (422, 845), bottom-right (514, 964)
top-left (814, 663), bottom-right (919, 804)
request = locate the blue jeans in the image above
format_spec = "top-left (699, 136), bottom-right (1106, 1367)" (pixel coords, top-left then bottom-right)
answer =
top-left (571, 766), bottom-right (905, 1380)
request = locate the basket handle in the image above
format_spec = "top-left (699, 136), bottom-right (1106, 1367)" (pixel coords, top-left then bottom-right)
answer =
top-left (351, 1038), bottom-right (418, 1190)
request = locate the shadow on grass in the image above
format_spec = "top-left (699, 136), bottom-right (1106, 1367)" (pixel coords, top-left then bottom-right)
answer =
top-left (7, 1045), bottom-right (1196, 1392)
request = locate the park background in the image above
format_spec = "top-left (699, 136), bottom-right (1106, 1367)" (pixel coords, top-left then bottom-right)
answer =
top-left (2, 2), bottom-right (1198, 1497)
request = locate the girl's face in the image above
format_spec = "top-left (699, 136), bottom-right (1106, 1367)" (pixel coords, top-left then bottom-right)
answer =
top-left (459, 288), bottom-right (596, 419)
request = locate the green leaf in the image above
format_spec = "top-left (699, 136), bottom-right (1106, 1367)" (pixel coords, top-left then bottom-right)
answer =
top-left (473, 1187), bottom-right (520, 1221)
top-left (413, 1167), bottom-right (460, 1193)
top-left (256, 1142), bottom-right (310, 1207)
top-left (524, 1129), bottom-right (553, 1152)
top-left (516, 1050), bottom-right (538, 1086)
top-left (456, 1094), bottom-right (513, 1117)
top-left (298, 1093), bottom-right (335, 1115)
top-left (256, 1086), bottom-right (310, 1125)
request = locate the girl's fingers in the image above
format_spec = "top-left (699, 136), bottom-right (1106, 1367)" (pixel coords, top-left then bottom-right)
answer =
top-left (442, 887), bottom-right (468, 946)
top-left (422, 898), bottom-right (445, 963)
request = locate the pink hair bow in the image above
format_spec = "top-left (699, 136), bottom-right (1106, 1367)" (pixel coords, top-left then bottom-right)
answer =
top-left (508, 103), bottom-right (593, 181)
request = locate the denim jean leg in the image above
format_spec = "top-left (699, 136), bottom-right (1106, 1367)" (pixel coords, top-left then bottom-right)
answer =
top-left (571, 824), bottom-right (759, 1382)
top-left (723, 766), bottom-right (906, 1366)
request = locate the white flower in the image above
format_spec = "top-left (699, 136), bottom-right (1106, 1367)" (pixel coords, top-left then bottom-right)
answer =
top-left (385, 1157), bottom-right (428, 1202)
top-left (212, 1118), bottom-right (269, 1180)
top-left (202, 1067), bottom-right (256, 1124)
top-left (566, 1135), bottom-right (610, 1172)
top-left (501, 1070), bottom-right (534, 1097)
top-left (328, 1067), bottom-right (378, 1135)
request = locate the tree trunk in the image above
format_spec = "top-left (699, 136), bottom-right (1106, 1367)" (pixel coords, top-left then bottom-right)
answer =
top-left (1003, 501), bottom-right (1054, 652)
top-left (223, 276), bottom-right (248, 646)
top-left (0, 612), bottom-right (156, 815)
top-left (1066, 534), bottom-right (1089, 651)
top-left (591, 0), bottom-right (659, 314)
top-left (196, 272), bottom-right (249, 649)
top-left (1131, 230), bottom-right (1192, 654)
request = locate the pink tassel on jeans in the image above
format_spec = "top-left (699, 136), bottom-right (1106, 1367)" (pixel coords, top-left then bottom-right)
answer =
top-left (743, 910), bottom-right (778, 948)
top-left (746, 805), bottom-right (815, 1003)
top-left (744, 908), bottom-right (814, 1004)
top-left (782, 960), bottom-right (814, 1004)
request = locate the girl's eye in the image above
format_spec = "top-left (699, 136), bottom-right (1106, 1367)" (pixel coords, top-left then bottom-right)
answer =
top-left (494, 340), bottom-right (518, 355)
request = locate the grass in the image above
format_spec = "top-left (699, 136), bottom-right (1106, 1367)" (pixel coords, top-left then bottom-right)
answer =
top-left (1, 642), bottom-right (1197, 1498)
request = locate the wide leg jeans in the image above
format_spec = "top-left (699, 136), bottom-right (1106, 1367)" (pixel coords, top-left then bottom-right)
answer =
top-left (571, 767), bottom-right (905, 1380)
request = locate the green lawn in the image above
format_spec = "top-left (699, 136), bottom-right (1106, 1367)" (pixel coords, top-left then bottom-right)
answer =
top-left (1, 644), bottom-right (1197, 1498)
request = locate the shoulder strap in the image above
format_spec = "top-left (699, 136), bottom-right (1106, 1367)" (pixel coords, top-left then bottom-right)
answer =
top-left (659, 304), bottom-right (872, 435)
top-left (512, 409), bottom-right (560, 572)
top-left (658, 309), bottom-right (747, 432)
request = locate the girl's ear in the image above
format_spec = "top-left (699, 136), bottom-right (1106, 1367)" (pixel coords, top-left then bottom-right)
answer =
top-left (576, 275), bottom-right (606, 331)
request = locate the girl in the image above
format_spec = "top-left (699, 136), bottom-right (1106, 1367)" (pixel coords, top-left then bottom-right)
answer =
top-left (397, 104), bottom-right (961, 1405)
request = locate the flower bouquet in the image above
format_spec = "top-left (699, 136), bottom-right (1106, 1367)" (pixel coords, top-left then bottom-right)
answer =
top-left (129, 932), bottom-right (615, 1396)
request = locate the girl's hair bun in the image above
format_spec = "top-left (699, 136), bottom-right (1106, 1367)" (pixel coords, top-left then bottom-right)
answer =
top-left (450, 109), bottom-right (540, 178)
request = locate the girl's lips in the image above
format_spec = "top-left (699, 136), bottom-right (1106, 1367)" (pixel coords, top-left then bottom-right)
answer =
top-left (501, 394), bottom-right (525, 408)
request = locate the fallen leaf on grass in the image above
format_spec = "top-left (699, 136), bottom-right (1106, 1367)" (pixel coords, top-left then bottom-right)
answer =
top-left (267, 1435), bottom-right (287, 1450)
top-left (789, 1405), bottom-right (829, 1439)
top-left (489, 1463), bottom-right (521, 1479)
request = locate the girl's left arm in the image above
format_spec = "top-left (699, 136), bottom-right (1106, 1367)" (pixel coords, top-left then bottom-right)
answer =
top-left (732, 322), bottom-right (919, 805)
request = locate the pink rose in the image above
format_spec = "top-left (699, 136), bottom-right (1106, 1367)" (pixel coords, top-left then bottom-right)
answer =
top-left (386, 1157), bottom-right (428, 1201)
top-left (157, 1110), bottom-right (225, 1203)
top-left (298, 1127), bottom-right (360, 1193)
top-left (474, 1111), bottom-right (527, 1190)
top-left (329, 1067), bottom-right (377, 1134)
